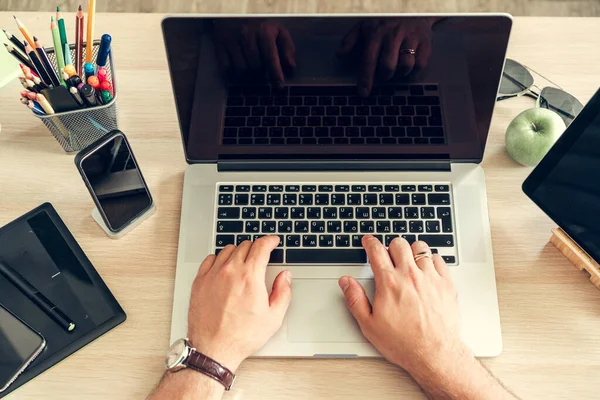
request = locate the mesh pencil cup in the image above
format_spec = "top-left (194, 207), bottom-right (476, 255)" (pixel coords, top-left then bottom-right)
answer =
top-left (34, 40), bottom-right (118, 154)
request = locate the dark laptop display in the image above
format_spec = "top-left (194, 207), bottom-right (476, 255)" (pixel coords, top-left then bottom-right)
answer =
top-left (162, 16), bottom-right (512, 163)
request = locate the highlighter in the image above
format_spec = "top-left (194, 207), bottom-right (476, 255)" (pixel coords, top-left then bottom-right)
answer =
top-left (100, 90), bottom-right (113, 104)
top-left (87, 75), bottom-right (100, 90)
top-left (96, 34), bottom-right (112, 69)
top-left (99, 80), bottom-right (113, 95)
top-left (84, 62), bottom-right (95, 78)
top-left (97, 67), bottom-right (108, 82)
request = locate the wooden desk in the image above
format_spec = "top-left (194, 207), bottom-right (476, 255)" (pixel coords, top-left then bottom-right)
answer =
top-left (1, 13), bottom-right (599, 400)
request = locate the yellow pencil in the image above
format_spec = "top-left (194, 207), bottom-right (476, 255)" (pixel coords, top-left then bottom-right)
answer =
top-left (85, 0), bottom-right (95, 62)
top-left (13, 16), bottom-right (36, 50)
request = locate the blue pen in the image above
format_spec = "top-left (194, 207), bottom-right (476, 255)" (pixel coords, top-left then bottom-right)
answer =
top-left (96, 34), bottom-right (112, 69)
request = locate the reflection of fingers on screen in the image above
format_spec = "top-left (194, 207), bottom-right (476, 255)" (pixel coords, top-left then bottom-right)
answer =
top-left (276, 28), bottom-right (296, 68)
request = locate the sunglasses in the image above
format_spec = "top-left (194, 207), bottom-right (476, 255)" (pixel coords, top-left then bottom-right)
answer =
top-left (497, 59), bottom-right (583, 127)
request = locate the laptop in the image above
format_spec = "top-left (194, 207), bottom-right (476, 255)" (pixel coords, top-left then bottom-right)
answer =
top-left (162, 14), bottom-right (512, 357)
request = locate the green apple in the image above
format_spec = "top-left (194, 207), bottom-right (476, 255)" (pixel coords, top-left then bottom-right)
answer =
top-left (505, 108), bottom-right (566, 167)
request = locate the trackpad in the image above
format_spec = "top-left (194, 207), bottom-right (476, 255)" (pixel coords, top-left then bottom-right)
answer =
top-left (287, 279), bottom-right (374, 343)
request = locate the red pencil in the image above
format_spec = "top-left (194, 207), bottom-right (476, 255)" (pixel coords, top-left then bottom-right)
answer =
top-left (75, 5), bottom-right (84, 77)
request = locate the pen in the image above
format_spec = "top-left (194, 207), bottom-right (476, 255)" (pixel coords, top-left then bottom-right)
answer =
top-left (80, 83), bottom-right (97, 106)
top-left (75, 5), bottom-right (84, 77)
top-left (87, 75), bottom-right (99, 90)
top-left (33, 37), bottom-right (61, 87)
top-left (0, 260), bottom-right (75, 332)
top-left (56, 7), bottom-right (69, 65)
top-left (100, 89), bottom-right (113, 104)
top-left (86, 0), bottom-right (96, 63)
top-left (97, 67), bottom-right (107, 82)
top-left (36, 93), bottom-right (55, 114)
top-left (84, 62), bottom-right (95, 79)
top-left (51, 17), bottom-right (66, 87)
top-left (96, 33), bottom-right (111, 70)
top-left (99, 79), bottom-right (112, 95)
top-left (3, 28), bottom-right (27, 55)
top-left (4, 43), bottom-right (36, 71)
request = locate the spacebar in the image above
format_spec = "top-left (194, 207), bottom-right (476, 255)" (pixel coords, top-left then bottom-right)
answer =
top-left (286, 249), bottom-right (367, 264)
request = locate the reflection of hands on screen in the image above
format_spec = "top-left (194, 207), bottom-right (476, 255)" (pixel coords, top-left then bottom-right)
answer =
top-left (337, 18), bottom-right (435, 96)
top-left (213, 19), bottom-right (296, 88)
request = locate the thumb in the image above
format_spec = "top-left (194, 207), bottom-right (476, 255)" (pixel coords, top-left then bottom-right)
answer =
top-left (338, 276), bottom-right (371, 325)
top-left (269, 270), bottom-right (293, 320)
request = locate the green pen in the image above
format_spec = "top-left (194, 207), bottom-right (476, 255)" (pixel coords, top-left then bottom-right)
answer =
top-left (56, 7), bottom-right (69, 65)
top-left (50, 17), bottom-right (66, 87)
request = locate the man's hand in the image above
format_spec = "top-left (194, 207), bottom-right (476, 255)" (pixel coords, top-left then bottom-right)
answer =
top-left (188, 236), bottom-right (292, 372)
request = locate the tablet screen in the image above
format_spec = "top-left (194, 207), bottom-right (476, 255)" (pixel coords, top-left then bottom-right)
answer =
top-left (523, 89), bottom-right (600, 263)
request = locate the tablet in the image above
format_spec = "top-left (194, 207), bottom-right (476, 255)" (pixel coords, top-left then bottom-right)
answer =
top-left (522, 88), bottom-right (600, 264)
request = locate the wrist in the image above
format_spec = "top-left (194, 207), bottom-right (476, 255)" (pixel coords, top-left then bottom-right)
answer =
top-left (189, 340), bottom-right (244, 373)
top-left (404, 342), bottom-right (476, 386)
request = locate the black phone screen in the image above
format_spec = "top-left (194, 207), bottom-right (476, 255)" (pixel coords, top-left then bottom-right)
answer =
top-left (80, 135), bottom-right (152, 232)
top-left (0, 305), bottom-right (45, 391)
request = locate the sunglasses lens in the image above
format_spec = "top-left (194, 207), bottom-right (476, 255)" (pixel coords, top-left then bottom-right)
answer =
top-left (539, 87), bottom-right (583, 127)
top-left (499, 59), bottom-right (534, 96)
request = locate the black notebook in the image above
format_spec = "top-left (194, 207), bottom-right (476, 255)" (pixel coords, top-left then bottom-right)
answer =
top-left (0, 203), bottom-right (126, 398)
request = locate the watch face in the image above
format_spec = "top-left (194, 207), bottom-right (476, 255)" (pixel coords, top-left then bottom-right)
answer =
top-left (165, 339), bottom-right (187, 369)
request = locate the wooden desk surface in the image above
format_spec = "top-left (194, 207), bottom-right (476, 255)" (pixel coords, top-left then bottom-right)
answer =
top-left (1, 13), bottom-right (599, 400)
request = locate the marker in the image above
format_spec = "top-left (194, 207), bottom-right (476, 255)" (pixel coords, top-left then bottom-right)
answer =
top-left (50, 17), bottom-right (66, 87)
top-left (77, 82), bottom-right (84, 90)
top-left (80, 83), bottom-right (97, 106)
top-left (69, 86), bottom-right (84, 106)
top-left (75, 5), bottom-right (85, 77)
top-left (100, 90), bottom-right (113, 104)
top-left (97, 67), bottom-right (108, 82)
top-left (86, 0), bottom-right (96, 63)
top-left (33, 37), bottom-right (61, 86)
top-left (0, 260), bottom-right (75, 332)
top-left (4, 43), bottom-right (36, 72)
top-left (95, 33), bottom-right (111, 69)
top-left (83, 62), bottom-right (95, 78)
top-left (87, 75), bottom-right (99, 90)
top-left (56, 7), bottom-right (69, 65)
top-left (64, 64), bottom-right (76, 77)
top-left (99, 79), bottom-right (112, 94)
top-left (36, 94), bottom-right (55, 115)
top-left (67, 75), bottom-right (83, 88)
top-left (3, 29), bottom-right (27, 55)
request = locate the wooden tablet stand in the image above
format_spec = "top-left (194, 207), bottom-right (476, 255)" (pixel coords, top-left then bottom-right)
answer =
top-left (550, 228), bottom-right (600, 290)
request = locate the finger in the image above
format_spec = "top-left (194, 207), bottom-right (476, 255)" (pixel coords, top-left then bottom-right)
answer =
top-left (397, 36), bottom-right (419, 77)
top-left (227, 45), bottom-right (248, 75)
top-left (198, 254), bottom-right (217, 277)
top-left (245, 235), bottom-right (280, 274)
top-left (339, 276), bottom-right (372, 326)
top-left (432, 253), bottom-right (450, 278)
top-left (387, 237), bottom-right (415, 276)
top-left (241, 32), bottom-right (262, 71)
top-left (213, 244), bottom-right (236, 269)
top-left (337, 22), bottom-right (361, 56)
top-left (415, 39), bottom-right (432, 70)
top-left (258, 32), bottom-right (285, 87)
top-left (379, 28), bottom-right (405, 81)
top-left (230, 239), bottom-right (253, 263)
top-left (362, 235), bottom-right (395, 278)
top-left (411, 240), bottom-right (435, 273)
top-left (277, 27), bottom-right (296, 69)
top-left (269, 270), bottom-right (293, 320)
top-left (358, 31), bottom-right (384, 97)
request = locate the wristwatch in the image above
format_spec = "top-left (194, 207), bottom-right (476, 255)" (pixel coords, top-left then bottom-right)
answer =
top-left (165, 338), bottom-right (236, 391)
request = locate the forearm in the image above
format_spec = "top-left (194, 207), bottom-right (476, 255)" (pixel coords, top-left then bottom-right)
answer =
top-left (147, 370), bottom-right (225, 400)
top-left (406, 348), bottom-right (518, 400)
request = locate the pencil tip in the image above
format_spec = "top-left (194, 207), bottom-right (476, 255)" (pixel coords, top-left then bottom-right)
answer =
top-left (51, 16), bottom-right (54, 22)
top-left (78, 5), bottom-right (82, 10)
top-left (56, 6), bottom-right (60, 11)
top-left (33, 36), bottom-right (37, 41)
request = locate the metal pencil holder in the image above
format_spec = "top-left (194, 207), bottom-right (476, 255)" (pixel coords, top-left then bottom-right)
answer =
top-left (34, 40), bottom-right (118, 154)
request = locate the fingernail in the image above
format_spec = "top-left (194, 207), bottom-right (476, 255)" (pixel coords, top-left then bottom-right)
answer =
top-left (285, 270), bottom-right (292, 285)
top-left (339, 276), bottom-right (349, 292)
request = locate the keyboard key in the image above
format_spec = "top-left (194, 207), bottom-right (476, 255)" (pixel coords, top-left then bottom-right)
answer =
top-left (217, 207), bottom-right (240, 219)
top-left (223, 128), bottom-right (237, 138)
top-left (377, 221), bottom-right (391, 233)
top-left (379, 194), bottom-right (394, 205)
top-left (401, 185), bottom-right (416, 192)
top-left (409, 221), bottom-right (424, 233)
top-left (368, 116), bottom-right (382, 126)
top-left (245, 221), bottom-right (260, 233)
top-left (303, 235), bottom-right (318, 247)
top-left (344, 221), bottom-right (358, 233)
top-left (373, 234), bottom-right (384, 243)
top-left (320, 97), bottom-right (333, 106)
top-left (250, 194), bottom-right (265, 205)
top-left (428, 194), bottom-right (451, 205)
top-left (331, 194), bottom-right (346, 206)
top-left (299, 194), bottom-right (313, 205)
top-left (286, 235), bottom-right (301, 247)
top-left (236, 234), bottom-right (251, 245)
top-left (319, 235), bottom-right (335, 247)
top-left (410, 85), bottom-right (424, 96)
top-left (302, 185), bottom-right (317, 192)
top-left (283, 194), bottom-right (297, 205)
top-left (285, 185), bottom-right (300, 192)
top-left (364, 194), bottom-right (377, 205)
top-left (385, 234), bottom-right (400, 246)
top-left (336, 235), bottom-right (351, 247)
top-left (303, 138), bottom-right (317, 144)
top-left (352, 185), bottom-right (366, 192)
top-left (319, 185), bottom-right (333, 192)
top-left (422, 127), bottom-right (444, 137)
top-left (307, 207), bottom-right (321, 219)
top-left (382, 117), bottom-right (396, 127)
top-left (418, 235), bottom-right (454, 247)
top-left (405, 207), bottom-right (419, 219)
top-left (241, 207), bottom-right (256, 219)
top-left (279, 221), bottom-right (293, 233)
top-left (269, 185), bottom-right (284, 192)
top-left (398, 117), bottom-right (412, 126)
top-left (435, 185), bottom-right (450, 192)
top-left (286, 249), bottom-right (367, 264)
top-left (219, 185), bottom-right (234, 192)
top-left (388, 207), bottom-right (403, 219)
top-left (315, 194), bottom-right (329, 205)
top-left (339, 207), bottom-right (354, 219)
top-left (291, 207), bottom-right (305, 219)
top-left (311, 221), bottom-right (325, 233)
top-left (300, 127), bottom-right (314, 137)
top-left (402, 234), bottom-right (417, 244)
top-left (277, 116), bottom-right (291, 126)
top-left (438, 207), bottom-right (453, 233)
top-left (258, 207), bottom-right (273, 219)
top-left (347, 194), bottom-right (362, 205)
top-left (235, 193), bottom-right (249, 205)
top-left (372, 207), bottom-right (386, 219)
top-left (356, 207), bottom-right (370, 219)
top-left (352, 235), bottom-right (363, 247)
top-left (426, 220), bottom-right (441, 233)
top-left (391, 127), bottom-right (406, 137)
top-left (267, 194), bottom-right (281, 205)
top-left (304, 96), bottom-right (318, 105)
top-left (327, 221), bottom-right (342, 233)
top-left (262, 221), bottom-right (277, 233)
top-left (308, 117), bottom-right (322, 127)
top-left (393, 221), bottom-right (408, 233)
top-left (421, 207), bottom-right (435, 219)
top-left (275, 207), bottom-right (289, 219)
top-left (384, 185), bottom-right (399, 192)
top-left (442, 256), bottom-right (456, 264)
top-left (219, 194), bottom-right (233, 205)
top-left (215, 234), bottom-right (235, 247)
top-left (323, 207), bottom-right (338, 219)
top-left (360, 221), bottom-right (375, 233)
top-left (418, 184), bottom-right (433, 192)
top-left (295, 221), bottom-right (309, 233)
top-left (412, 194), bottom-right (426, 205)
top-left (396, 194), bottom-right (410, 205)
top-left (368, 185), bottom-right (383, 192)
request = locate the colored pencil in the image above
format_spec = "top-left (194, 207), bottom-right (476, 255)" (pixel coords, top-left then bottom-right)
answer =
top-left (86, 0), bottom-right (96, 63)
top-left (33, 37), bottom-right (61, 86)
top-left (25, 41), bottom-right (52, 86)
top-left (36, 94), bottom-right (55, 115)
top-left (75, 5), bottom-right (84, 77)
top-left (64, 42), bottom-right (73, 65)
top-left (51, 17), bottom-right (66, 87)
top-left (13, 16), bottom-right (36, 50)
top-left (56, 7), bottom-right (69, 65)
top-left (4, 43), bottom-right (36, 71)
top-left (3, 29), bottom-right (26, 55)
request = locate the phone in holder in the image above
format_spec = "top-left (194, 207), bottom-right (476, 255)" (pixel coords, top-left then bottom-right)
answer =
top-left (0, 304), bottom-right (46, 393)
top-left (75, 130), bottom-right (155, 238)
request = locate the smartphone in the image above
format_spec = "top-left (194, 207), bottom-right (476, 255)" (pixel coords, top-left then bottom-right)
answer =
top-left (75, 130), bottom-right (154, 235)
top-left (0, 304), bottom-right (46, 393)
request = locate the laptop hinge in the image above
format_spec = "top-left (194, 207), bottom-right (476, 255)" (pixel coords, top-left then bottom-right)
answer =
top-left (217, 160), bottom-right (451, 172)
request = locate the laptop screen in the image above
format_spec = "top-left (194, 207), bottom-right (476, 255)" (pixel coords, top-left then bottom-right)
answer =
top-left (162, 15), bottom-right (512, 163)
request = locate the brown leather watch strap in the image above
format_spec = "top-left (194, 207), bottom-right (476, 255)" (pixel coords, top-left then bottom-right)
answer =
top-left (185, 350), bottom-right (236, 391)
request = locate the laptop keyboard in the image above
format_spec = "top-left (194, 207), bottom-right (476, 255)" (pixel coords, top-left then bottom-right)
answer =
top-left (222, 84), bottom-right (445, 146)
top-left (214, 183), bottom-right (457, 265)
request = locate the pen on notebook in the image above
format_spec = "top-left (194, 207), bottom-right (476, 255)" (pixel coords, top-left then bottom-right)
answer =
top-left (4, 43), bottom-right (36, 71)
top-left (75, 5), bottom-right (84, 77)
top-left (25, 40), bottom-right (52, 86)
top-left (33, 37), bottom-right (61, 86)
top-left (86, 0), bottom-right (96, 63)
top-left (56, 7), bottom-right (69, 64)
top-left (51, 17), bottom-right (66, 87)
top-left (0, 260), bottom-right (75, 332)
top-left (3, 28), bottom-right (27, 54)
top-left (96, 33), bottom-right (111, 70)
